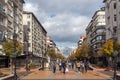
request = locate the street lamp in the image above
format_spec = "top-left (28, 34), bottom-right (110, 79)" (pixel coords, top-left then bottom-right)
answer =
top-left (113, 50), bottom-right (118, 80)
top-left (13, 29), bottom-right (17, 80)
top-left (106, 28), bottom-right (118, 80)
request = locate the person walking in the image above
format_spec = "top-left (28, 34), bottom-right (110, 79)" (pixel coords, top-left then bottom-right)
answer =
top-left (76, 61), bottom-right (80, 72)
top-left (71, 61), bottom-right (74, 69)
top-left (62, 60), bottom-right (66, 74)
top-left (84, 59), bottom-right (89, 73)
top-left (51, 61), bottom-right (56, 73)
top-left (80, 61), bottom-right (85, 73)
top-left (59, 61), bottom-right (62, 71)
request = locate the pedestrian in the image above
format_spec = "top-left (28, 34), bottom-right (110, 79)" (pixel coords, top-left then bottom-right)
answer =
top-left (76, 61), bottom-right (80, 71)
top-left (52, 61), bottom-right (56, 73)
top-left (84, 59), bottom-right (89, 73)
top-left (62, 60), bottom-right (66, 74)
top-left (25, 63), bottom-right (30, 72)
top-left (80, 61), bottom-right (85, 73)
top-left (59, 61), bottom-right (62, 71)
top-left (71, 61), bottom-right (74, 69)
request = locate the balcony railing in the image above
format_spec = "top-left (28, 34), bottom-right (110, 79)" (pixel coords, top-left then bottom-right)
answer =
top-left (0, 6), bottom-right (5, 15)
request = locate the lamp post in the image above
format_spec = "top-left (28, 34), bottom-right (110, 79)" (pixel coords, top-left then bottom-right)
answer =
top-left (106, 28), bottom-right (118, 80)
top-left (113, 50), bottom-right (118, 80)
top-left (13, 29), bottom-right (17, 80)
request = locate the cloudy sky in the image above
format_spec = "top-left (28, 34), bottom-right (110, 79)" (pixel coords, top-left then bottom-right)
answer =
top-left (24, 0), bottom-right (104, 54)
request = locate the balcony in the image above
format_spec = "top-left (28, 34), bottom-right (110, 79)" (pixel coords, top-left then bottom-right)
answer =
top-left (0, 21), bottom-right (5, 27)
top-left (0, 6), bottom-right (6, 16)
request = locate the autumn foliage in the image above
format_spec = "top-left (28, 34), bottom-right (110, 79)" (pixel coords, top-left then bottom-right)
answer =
top-left (2, 40), bottom-right (23, 56)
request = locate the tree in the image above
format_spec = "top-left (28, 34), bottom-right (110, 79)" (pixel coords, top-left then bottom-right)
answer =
top-left (115, 42), bottom-right (120, 56)
top-left (73, 42), bottom-right (90, 60)
top-left (56, 53), bottom-right (65, 60)
top-left (47, 47), bottom-right (56, 60)
top-left (68, 53), bottom-right (77, 61)
top-left (2, 40), bottom-right (23, 56)
top-left (102, 39), bottom-right (114, 57)
top-left (2, 40), bottom-right (23, 73)
top-left (79, 42), bottom-right (89, 58)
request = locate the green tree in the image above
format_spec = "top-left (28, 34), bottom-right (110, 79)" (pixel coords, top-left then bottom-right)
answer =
top-left (2, 40), bottom-right (23, 73)
top-left (2, 40), bottom-right (22, 56)
top-left (56, 53), bottom-right (65, 60)
top-left (47, 47), bottom-right (56, 60)
top-left (79, 42), bottom-right (89, 58)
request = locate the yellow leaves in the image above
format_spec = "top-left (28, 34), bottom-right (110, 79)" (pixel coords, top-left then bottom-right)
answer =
top-left (103, 39), bottom-right (114, 57)
top-left (74, 42), bottom-right (89, 59)
top-left (2, 40), bottom-right (23, 56)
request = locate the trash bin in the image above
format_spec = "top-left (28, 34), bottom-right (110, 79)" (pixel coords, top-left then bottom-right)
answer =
top-left (116, 74), bottom-right (120, 80)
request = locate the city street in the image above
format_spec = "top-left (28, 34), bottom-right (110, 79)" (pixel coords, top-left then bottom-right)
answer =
top-left (18, 67), bottom-right (112, 80)
top-left (1, 0), bottom-right (120, 80)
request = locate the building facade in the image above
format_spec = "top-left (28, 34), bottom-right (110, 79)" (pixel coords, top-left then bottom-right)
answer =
top-left (103, 0), bottom-right (120, 41)
top-left (78, 36), bottom-right (86, 47)
top-left (23, 11), bottom-right (47, 65)
top-left (86, 8), bottom-right (106, 58)
top-left (0, 0), bottom-right (24, 67)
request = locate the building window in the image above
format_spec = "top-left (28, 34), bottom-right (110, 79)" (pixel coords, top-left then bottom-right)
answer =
top-left (8, 9), bottom-right (13, 17)
top-left (8, 21), bottom-right (12, 28)
top-left (114, 14), bottom-right (117, 21)
top-left (113, 26), bottom-right (117, 34)
top-left (27, 14), bottom-right (30, 18)
top-left (114, 3), bottom-right (116, 9)
top-left (0, 17), bottom-right (3, 24)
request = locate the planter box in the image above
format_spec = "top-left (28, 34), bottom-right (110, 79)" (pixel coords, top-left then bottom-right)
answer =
top-left (0, 74), bottom-right (14, 80)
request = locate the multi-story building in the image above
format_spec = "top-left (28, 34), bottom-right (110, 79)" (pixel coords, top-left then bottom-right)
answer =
top-left (23, 11), bottom-right (47, 65)
top-left (78, 36), bottom-right (86, 47)
top-left (0, 0), bottom-right (24, 51)
top-left (0, 0), bottom-right (24, 67)
top-left (103, 0), bottom-right (120, 41)
top-left (86, 8), bottom-right (106, 60)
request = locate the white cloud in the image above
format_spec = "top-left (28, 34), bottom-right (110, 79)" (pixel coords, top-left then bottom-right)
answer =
top-left (24, 0), bottom-right (103, 55)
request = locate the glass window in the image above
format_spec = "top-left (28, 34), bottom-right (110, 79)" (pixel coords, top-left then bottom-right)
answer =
top-left (8, 9), bottom-right (12, 17)
top-left (8, 21), bottom-right (12, 27)
top-left (114, 3), bottom-right (116, 9)
top-left (114, 14), bottom-right (117, 21)
top-left (27, 14), bottom-right (30, 18)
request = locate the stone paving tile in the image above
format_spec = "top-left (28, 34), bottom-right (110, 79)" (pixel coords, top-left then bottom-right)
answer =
top-left (79, 70), bottom-right (111, 79)
top-left (53, 70), bottom-right (79, 79)
top-left (22, 70), bottom-right (52, 79)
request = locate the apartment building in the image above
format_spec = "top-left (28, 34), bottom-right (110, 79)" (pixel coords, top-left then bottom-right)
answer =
top-left (0, 0), bottom-right (24, 67)
top-left (23, 11), bottom-right (47, 65)
top-left (103, 0), bottom-right (120, 41)
top-left (78, 36), bottom-right (86, 47)
top-left (0, 0), bottom-right (24, 46)
top-left (0, 0), bottom-right (6, 43)
top-left (86, 8), bottom-right (106, 58)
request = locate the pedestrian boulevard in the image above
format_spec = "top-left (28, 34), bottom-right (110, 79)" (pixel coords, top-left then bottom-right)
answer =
top-left (20, 68), bottom-right (112, 80)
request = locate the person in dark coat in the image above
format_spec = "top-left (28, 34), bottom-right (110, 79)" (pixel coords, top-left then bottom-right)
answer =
top-left (52, 61), bottom-right (56, 73)
top-left (62, 60), bottom-right (66, 74)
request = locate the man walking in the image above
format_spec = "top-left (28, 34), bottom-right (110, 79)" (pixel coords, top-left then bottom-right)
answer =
top-left (62, 60), bottom-right (66, 74)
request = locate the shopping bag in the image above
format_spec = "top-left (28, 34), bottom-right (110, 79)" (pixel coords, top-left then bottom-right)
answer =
top-left (66, 68), bottom-right (69, 72)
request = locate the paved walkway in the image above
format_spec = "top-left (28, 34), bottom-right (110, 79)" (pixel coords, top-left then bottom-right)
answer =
top-left (0, 67), bottom-right (113, 80)
top-left (20, 68), bottom-right (112, 80)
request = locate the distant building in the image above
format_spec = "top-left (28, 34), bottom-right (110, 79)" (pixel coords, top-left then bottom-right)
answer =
top-left (78, 36), bottom-right (86, 46)
top-left (46, 36), bottom-right (60, 61)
